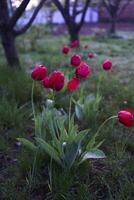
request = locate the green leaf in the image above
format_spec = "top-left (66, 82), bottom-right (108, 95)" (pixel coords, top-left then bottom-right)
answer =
top-left (75, 129), bottom-right (89, 143)
top-left (17, 138), bottom-right (37, 152)
top-left (94, 139), bottom-right (105, 149)
top-left (35, 137), bottom-right (63, 166)
top-left (86, 133), bottom-right (98, 150)
top-left (82, 150), bottom-right (106, 161)
top-left (64, 142), bottom-right (80, 169)
top-left (75, 103), bottom-right (83, 121)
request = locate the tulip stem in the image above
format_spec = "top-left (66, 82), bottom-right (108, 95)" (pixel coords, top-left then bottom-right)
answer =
top-left (68, 95), bottom-right (72, 131)
top-left (31, 81), bottom-right (36, 120)
top-left (95, 115), bottom-right (117, 137)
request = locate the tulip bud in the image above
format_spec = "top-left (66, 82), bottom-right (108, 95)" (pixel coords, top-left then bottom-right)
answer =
top-left (102, 59), bottom-right (112, 70)
top-left (42, 77), bottom-right (50, 88)
top-left (118, 109), bottom-right (134, 127)
top-left (88, 53), bottom-right (95, 59)
top-left (31, 65), bottom-right (47, 81)
top-left (62, 46), bottom-right (70, 54)
top-left (75, 62), bottom-right (91, 78)
top-left (70, 54), bottom-right (81, 67)
top-left (49, 71), bottom-right (65, 91)
top-left (67, 78), bottom-right (80, 92)
top-left (70, 40), bottom-right (79, 48)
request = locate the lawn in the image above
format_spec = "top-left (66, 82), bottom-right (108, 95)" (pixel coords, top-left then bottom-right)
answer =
top-left (0, 28), bottom-right (134, 200)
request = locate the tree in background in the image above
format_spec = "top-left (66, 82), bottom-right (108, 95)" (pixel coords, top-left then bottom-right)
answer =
top-left (0, 0), bottom-right (46, 67)
top-left (44, 0), bottom-right (57, 34)
top-left (101, 0), bottom-right (133, 34)
top-left (53, 0), bottom-right (91, 43)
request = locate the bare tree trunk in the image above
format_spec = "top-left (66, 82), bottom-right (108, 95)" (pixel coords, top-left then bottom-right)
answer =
top-left (68, 24), bottom-right (79, 42)
top-left (109, 16), bottom-right (116, 34)
top-left (1, 31), bottom-right (20, 67)
top-left (69, 30), bottom-right (79, 42)
top-left (0, 0), bottom-right (45, 68)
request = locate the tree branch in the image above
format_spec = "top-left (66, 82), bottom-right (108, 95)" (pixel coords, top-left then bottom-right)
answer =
top-left (64, 0), bottom-right (70, 15)
top-left (53, 0), bottom-right (69, 22)
top-left (8, 0), bottom-right (30, 29)
top-left (102, 0), bottom-right (111, 13)
top-left (77, 0), bottom-right (91, 31)
top-left (118, 0), bottom-right (132, 16)
top-left (72, 0), bottom-right (79, 19)
top-left (14, 0), bottom-right (46, 36)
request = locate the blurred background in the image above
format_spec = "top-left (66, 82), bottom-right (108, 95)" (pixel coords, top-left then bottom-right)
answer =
top-left (0, 1), bottom-right (134, 200)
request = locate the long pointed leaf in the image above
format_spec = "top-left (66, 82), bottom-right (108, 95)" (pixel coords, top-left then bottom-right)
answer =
top-left (35, 137), bottom-right (63, 166)
top-left (17, 138), bottom-right (37, 152)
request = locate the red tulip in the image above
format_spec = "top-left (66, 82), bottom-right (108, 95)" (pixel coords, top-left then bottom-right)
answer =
top-left (49, 71), bottom-right (65, 91)
top-left (88, 53), bottom-right (95, 59)
top-left (31, 65), bottom-right (47, 81)
top-left (70, 40), bottom-right (79, 48)
top-left (102, 59), bottom-right (112, 70)
top-left (62, 45), bottom-right (70, 54)
top-left (84, 44), bottom-right (89, 49)
top-left (118, 109), bottom-right (134, 127)
top-left (42, 77), bottom-right (50, 88)
top-left (75, 62), bottom-right (91, 78)
top-left (67, 78), bottom-right (80, 92)
top-left (70, 54), bottom-right (81, 67)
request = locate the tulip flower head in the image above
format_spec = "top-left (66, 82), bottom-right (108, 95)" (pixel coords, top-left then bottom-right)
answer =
top-left (31, 65), bottom-right (47, 81)
top-left (48, 71), bottom-right (65, 91)
top-left (88, 53), bottom-right (95, 59)
top-left (118, 109), bottom-right (134, 127)
top-left (71, 54), bottom-right (81, 67)
top-left (75, 62), bottom-right (91, 78)
top-left (42, 77), bottom-right (50, 88)
top-left (62, 45), bottom-right (70, 54)
top-left (70, 40), bottom-right (79, 48)
top-left (67, 78), bottom-right (80, 92)
top-left (102, 59), bottom-right (112, 70)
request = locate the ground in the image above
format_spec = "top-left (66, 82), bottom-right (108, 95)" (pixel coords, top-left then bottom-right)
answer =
top-left (54, 22), bottom-right (134, 36)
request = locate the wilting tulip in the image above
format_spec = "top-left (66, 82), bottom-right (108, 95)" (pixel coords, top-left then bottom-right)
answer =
top-left (75, 62), bottom-right (91, 78)
top-left (118, 109), bottom-right (134, 127)
top-left (67, 78), bottom-right (80, 92)
top-left (31, 65), bottom-right (47, 81)
top-left (102, 59), bottom-right (112, 70)
top-left (70, 54), bottom-right (81, 67)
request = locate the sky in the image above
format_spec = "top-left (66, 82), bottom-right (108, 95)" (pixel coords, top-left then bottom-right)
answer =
top-left (13, 0), bottom-right (39, 10)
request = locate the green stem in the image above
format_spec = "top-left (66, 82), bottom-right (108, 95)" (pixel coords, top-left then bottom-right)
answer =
top-left (68, 95), bottom-right (72, 131)
top-left (95, 115), bottom-right (117, 137)
top-left (52, 90), bottom-right (55, 102)
top-left (49, 158), bottom-right (53, 192)
top-left (31, 81), bottom-right (36, 120)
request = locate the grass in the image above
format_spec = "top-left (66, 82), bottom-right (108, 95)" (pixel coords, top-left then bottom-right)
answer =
top-left (0, 28), bottom-right (134, 199)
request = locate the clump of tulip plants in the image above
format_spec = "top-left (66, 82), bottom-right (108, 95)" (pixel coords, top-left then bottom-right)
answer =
top-left (18, 44), bottom-right (134, 172)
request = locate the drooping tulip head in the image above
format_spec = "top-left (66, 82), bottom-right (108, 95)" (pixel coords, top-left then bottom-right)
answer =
top-left (118, 109), bottom-right (134, 127)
